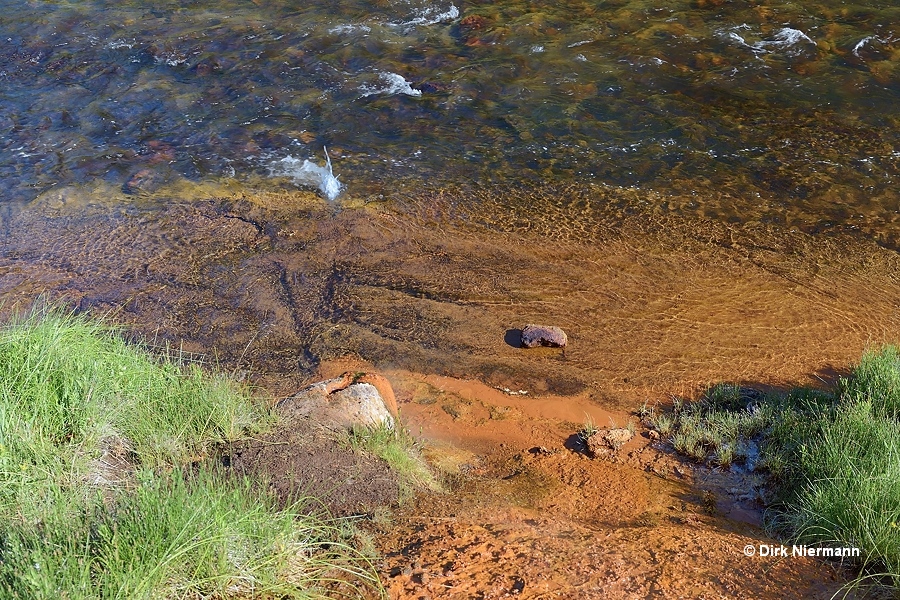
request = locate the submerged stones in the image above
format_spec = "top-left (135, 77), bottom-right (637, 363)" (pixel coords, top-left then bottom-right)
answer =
top-left (122, 168), bottom-right (165, 195)
top-left (521, 324), bottom-right (568, 348)
top-left (276, 371), bottom-right (397, 431)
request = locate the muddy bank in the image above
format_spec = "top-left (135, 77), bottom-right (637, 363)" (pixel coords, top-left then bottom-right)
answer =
top-left (342, 365), bottom-right (852, 599)
top-left (224, 417), bottom-right (401, 518)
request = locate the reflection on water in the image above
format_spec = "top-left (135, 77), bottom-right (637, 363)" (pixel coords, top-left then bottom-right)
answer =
top-left (0, 0), bottom-right (898, 238)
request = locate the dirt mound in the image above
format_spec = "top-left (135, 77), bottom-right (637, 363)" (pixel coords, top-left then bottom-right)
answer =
top-left (378, 500), bottom-right (849, 599)
top-left (224, 419), bottom-right (400, 517)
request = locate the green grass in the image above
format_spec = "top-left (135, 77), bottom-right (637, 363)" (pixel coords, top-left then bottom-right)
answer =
top-left (769, 401), bottom-right (900, 588)
top-left (655, 384), bottom-right (777, 467)
top-left (0, 307), bottom-right (381, 598)
top-left (0, 469), bottom-right (379, 599)
top-left (346, 421), bottom-right (439, 499)
top-left (577, 414), bottom-right (599, 443)
top-left (840, 345), bottom-right (900, 420)
top-left (658, 346), bottom-right (900, 592)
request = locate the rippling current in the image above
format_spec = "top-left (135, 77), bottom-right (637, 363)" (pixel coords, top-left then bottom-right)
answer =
top-left (1, 0), bottom-right (899, 239)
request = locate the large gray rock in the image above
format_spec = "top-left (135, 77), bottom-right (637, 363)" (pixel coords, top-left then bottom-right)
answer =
top-left (277, 375), bottom-right (396, 431)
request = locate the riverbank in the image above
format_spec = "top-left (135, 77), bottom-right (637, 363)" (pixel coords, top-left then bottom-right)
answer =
top-left (3, 181), bottom-right (900, 595)
top-left (0, 309), bottom-right (384, 598)
top-left (367, 368), bottom-right (854, 599)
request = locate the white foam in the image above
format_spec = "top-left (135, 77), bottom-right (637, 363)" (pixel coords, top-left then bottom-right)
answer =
top-left (106, 39), bottom-right (136, 50)
top-left (723, 31), bottom-right (751, 48)
top-left (853, 36), bottom-right (878, 57)
top-left (394, 4), bottom-right (459, 27)
top-left (718, 26), bottom-right (815, 57)
top-left (328, 23), bottom-right (372, 35)
top-left (530, 45), bottom-right (545, 53)
top-left (269, 148), bottom-right (344, 200)
top-left (359, 72), bottom-right (422, 97)
top-left (761, 27), bottom-right (816, 54)
top-left (153, 51), bottom-right (188, 66)
top-left (850, 34), bottom-right (898, 58)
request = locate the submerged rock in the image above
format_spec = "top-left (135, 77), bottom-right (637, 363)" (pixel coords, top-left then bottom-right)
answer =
top-left (122, 168), bottom-right (164, 195)
top-left (277, 371), bottom-right (397, 431)
top-left (521, 324), bottom-right (568, 348)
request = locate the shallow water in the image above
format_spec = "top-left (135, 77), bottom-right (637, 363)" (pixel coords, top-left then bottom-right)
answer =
top-left (3, 0), bottom-right (900, 389)
top-left (2, 0), bottom-right (899, 240)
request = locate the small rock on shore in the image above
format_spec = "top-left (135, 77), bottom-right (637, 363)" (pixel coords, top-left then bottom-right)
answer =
top-left (276, 371), bottom-right (397, 431)
top-left (586, 427), bottom-right (634, 458)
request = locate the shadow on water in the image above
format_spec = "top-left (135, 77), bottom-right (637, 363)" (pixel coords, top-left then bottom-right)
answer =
top-left (503, 328), bottom-right (523, 349)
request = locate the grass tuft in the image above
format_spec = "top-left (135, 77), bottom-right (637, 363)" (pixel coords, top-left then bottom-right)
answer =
top-left (347, 421), bottom-right (440, 500)
top-left (653, 384), bottom-right (774, 465)
top-left (0, 307), bottom-right (381, 598)
top-left (0, 469), bottom-right (379, 599)
top-left (577, 414), bottom-right (599, 443)
top-left (839, 345), bottom-right (900, 421)
top-left (659, 346), bottom-right (900, 593)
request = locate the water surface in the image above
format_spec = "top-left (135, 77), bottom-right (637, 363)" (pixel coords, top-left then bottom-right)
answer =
top-left (2, 0), bottom-right (899, 236)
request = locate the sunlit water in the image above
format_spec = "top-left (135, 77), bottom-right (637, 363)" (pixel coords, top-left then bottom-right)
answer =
top-left (1, 0), bottom-right (899, 239)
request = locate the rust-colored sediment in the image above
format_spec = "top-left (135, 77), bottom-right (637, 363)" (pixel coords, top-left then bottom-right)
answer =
top-left (319, 362), bottom-right (852, 599)
top-left (2, 182), bottom-right (898, 597)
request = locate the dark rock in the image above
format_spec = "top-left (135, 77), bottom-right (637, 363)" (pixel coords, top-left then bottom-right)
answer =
top-left (417, 81), bottom-right (451, 95)
top-left (520, 324), bottom-right (568, 348)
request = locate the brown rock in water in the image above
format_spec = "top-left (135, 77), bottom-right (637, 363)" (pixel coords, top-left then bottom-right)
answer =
top-left (122, 168), bottom-right (164, 195)
top-left (459, 14), bottom-right (489, 31)
top-left (521, 324), bottom-right (568, 348)
top-left (319, 371), bottom-right (399, 418)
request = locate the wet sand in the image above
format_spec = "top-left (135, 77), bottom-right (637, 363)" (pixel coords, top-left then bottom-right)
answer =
top-left (2, 180), bottom-right (900, 596)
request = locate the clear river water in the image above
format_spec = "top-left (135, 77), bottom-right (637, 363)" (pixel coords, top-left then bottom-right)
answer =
top-left (2, 0), bottom-right (899, 242)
